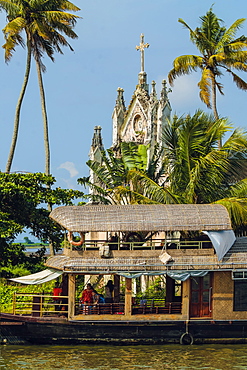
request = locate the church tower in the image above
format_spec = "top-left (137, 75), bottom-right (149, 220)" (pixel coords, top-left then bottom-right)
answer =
top-left (90, 34), bottom-right (172, 165)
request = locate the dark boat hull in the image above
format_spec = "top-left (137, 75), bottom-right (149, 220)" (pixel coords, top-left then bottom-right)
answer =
top-left (1, 313), bottom-right (247, 345)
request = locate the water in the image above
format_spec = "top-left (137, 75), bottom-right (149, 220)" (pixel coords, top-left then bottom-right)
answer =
top-left (1, 344), bottom-right (247, 370)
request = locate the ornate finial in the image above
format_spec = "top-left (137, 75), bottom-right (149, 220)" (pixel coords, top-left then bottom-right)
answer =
top-left (160, 79), bottom-right (172, 104)
top-left (150, 80), bottom-right (157, 103)
top-left (160, 79), bottom-right (168, 100)
top-left (136, 33), bottom-right (149, 73)
top-left (92, 126), bottom-right (104, 150)
top-left (115, 87), bottom-right (126, 110)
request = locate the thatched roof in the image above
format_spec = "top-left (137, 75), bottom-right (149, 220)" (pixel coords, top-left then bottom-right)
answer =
top-left (49, 204), bottom-right (232, 232)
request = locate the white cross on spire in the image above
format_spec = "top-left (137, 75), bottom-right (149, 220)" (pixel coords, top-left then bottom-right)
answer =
top-left (136, 34), bottom-right (149, 73)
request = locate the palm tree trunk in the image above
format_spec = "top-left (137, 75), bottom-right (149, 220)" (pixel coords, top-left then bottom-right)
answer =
top-left (35, 60), bottom-right (50, 176)
top-left (5, 40), bottom-right (32, 173)
top-left (211, 78), bottom-right (222, 149)
top-left (36, 60), bottom-right (54, 255)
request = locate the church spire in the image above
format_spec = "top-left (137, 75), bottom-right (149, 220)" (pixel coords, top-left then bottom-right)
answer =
top-left (136, 34), bottom-right (149, 89)
top-left (160, 79), bottom-right (169, 103)
top-left (91, 126), bottom-right (104, 151)
top-left (150, 80), bottom-right (157, 103)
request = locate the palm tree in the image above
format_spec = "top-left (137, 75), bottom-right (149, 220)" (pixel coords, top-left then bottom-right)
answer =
top-left (78, 141), bottom-right (173, 205)
top-left (127, 111), bottom-right (247, 230)
top-left (1, 0), bottom-right (80, 174)
top-left (168, 8), bottom-right (247, 122)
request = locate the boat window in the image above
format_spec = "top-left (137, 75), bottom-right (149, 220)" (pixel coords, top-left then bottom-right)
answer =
top-left (234, 280), bottom-right (247, 311)
top-left (232, 271), bottom-right (247, 280)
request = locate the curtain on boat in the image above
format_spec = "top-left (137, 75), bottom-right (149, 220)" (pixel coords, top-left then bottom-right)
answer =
top-left (115, 271), bottom-right (208, 281)
top-left (9, 268), bottom-right (63, 285)
top-left (202, 230), bottom-right (236, 261)
top-left (166, 270), bottom-right (208, 281)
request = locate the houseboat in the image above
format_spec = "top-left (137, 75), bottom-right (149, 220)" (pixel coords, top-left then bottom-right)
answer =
top-left (1, 203), bottom-right (247, 345)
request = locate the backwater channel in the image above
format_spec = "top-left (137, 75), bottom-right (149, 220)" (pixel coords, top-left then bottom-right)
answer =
top-left (1, 344), bottom-right (247, 370)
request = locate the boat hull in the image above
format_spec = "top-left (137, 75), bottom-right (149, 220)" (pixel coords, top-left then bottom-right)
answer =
top-left (1, 313), bottom-right (247, 345)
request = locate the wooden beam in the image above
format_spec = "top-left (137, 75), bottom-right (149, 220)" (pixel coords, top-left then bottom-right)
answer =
top-left (125, 278), bottom-right (132, 316)
top-left (68, 274), bottom-right (76, 320)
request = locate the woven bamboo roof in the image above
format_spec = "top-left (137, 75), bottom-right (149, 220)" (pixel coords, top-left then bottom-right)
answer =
top-left (49, 204), bottom-right (232, 232)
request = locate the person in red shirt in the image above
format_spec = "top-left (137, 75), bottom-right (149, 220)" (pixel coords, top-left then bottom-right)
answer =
top-left (53, 282), bottom-right (62, 311)
top-left (81, 283), bottom-right (93, 314)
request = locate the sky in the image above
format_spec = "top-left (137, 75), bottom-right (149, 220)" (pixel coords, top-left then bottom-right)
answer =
top-left (1, 0), bottom-right (247, 195)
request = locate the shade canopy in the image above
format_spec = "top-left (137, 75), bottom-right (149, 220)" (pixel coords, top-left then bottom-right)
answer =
top-left (9, 268), bottom-right (63, 285)
top-left (49, 204), bottom-right (232, 232)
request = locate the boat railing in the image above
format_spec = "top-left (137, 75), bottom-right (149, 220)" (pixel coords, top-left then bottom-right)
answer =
top-left (70, 239), bottom-right (212, 251)
top-left (76, 302), bottom-right (125, 315)
top-left (12, 292), bottom-right (68, 317)
top-left (75, 299), bottom-right (182, 315)
top-left (132, 299), bottom-right (182, 315)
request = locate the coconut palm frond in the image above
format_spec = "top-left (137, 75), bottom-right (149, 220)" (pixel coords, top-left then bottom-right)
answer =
top-left (214, 197), bottom-right (247, 228)
top-left (219, 18), bottom-right (246, 47)
top-left (198, 69), bottom-right (212, 107)
top-left (168, 55), bottom-right (203, 85)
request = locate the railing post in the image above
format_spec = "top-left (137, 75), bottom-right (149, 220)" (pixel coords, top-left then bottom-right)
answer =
top-left (13, 291), bottom-right (16, 315)
top-left (40, 295), bottom-right (43, 317)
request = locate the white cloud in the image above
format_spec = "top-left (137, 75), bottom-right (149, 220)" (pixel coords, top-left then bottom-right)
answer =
top-left (58, 161), bottom-right (79, 178)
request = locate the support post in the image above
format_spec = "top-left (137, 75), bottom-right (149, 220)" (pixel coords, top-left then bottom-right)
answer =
top-left (114, 275), bottom-right (120, 303)
top-left (125, 278), bottom-right (132, 316)
top-left (182, 279), bottom-right (190, 319)
top-left (68, 274), bottom-right (76, 320)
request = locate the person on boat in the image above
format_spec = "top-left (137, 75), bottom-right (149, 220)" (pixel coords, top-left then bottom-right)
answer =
top-left (105, 280), bottom-right (114, 303)
top-left (81, 283), bottom-right (93, 314)
top-left (53, 282), bottom-right (62, 311)
top-left (59, 276), bottom-right (68, 314)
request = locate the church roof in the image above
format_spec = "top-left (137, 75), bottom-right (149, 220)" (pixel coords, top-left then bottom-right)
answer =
top-left (49, 204), bottom-right (231, 232)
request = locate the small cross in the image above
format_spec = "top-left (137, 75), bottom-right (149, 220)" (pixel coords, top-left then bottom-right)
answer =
top-left (136, 34), bottom-right (149, 73)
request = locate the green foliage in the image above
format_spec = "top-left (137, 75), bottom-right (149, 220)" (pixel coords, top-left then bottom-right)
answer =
top-left (135, 277), bottom-right (166, 300)
top-left (168, 7), bottom-right (247, 119)
top-left (130, 111), bottom-right (247, 229)
top-left (78, 141), bottom-right (166, 205)
top-left (23, 237), bottom-right (33, 244)
top-left (0, 172), bottom-right (84, 267)
top-left (0, 280), bottom-right (55, 313)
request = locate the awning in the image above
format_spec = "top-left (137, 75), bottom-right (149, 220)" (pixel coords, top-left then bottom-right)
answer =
top-left (9, 268), bottom-right (63, 285)
top-left (203, 230), bottom-right (236, 261)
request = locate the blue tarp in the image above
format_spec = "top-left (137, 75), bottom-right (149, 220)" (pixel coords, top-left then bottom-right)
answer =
top-left (202, 230), bottom-right (236, 261)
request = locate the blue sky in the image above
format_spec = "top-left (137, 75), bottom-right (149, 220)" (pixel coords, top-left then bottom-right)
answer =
top-left (1, 0), bottom-right (247, 193)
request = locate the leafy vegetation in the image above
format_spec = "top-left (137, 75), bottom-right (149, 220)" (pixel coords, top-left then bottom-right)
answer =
top-left (0, 172), bottom-right (84, 275)
top-left (168, 7), bottom-right (247, 124)
top-left (81, 111), bottom-right (247, 231)
top-left (78, 141), bottom-right (167, 205)
top-left (0, 280), bottom-right (55, 313)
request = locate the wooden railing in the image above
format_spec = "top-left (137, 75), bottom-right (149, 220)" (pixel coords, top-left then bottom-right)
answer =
top-left (70, 239), bottom-right (212, 252)
top-left (75, 300), bottom-right (182, 316)
top-left (132, 302), bottom-right (182, 315)
top-left (76, 302), bottom-right (125, 315)
top-left (12, 293), bottom-right (68, 317)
